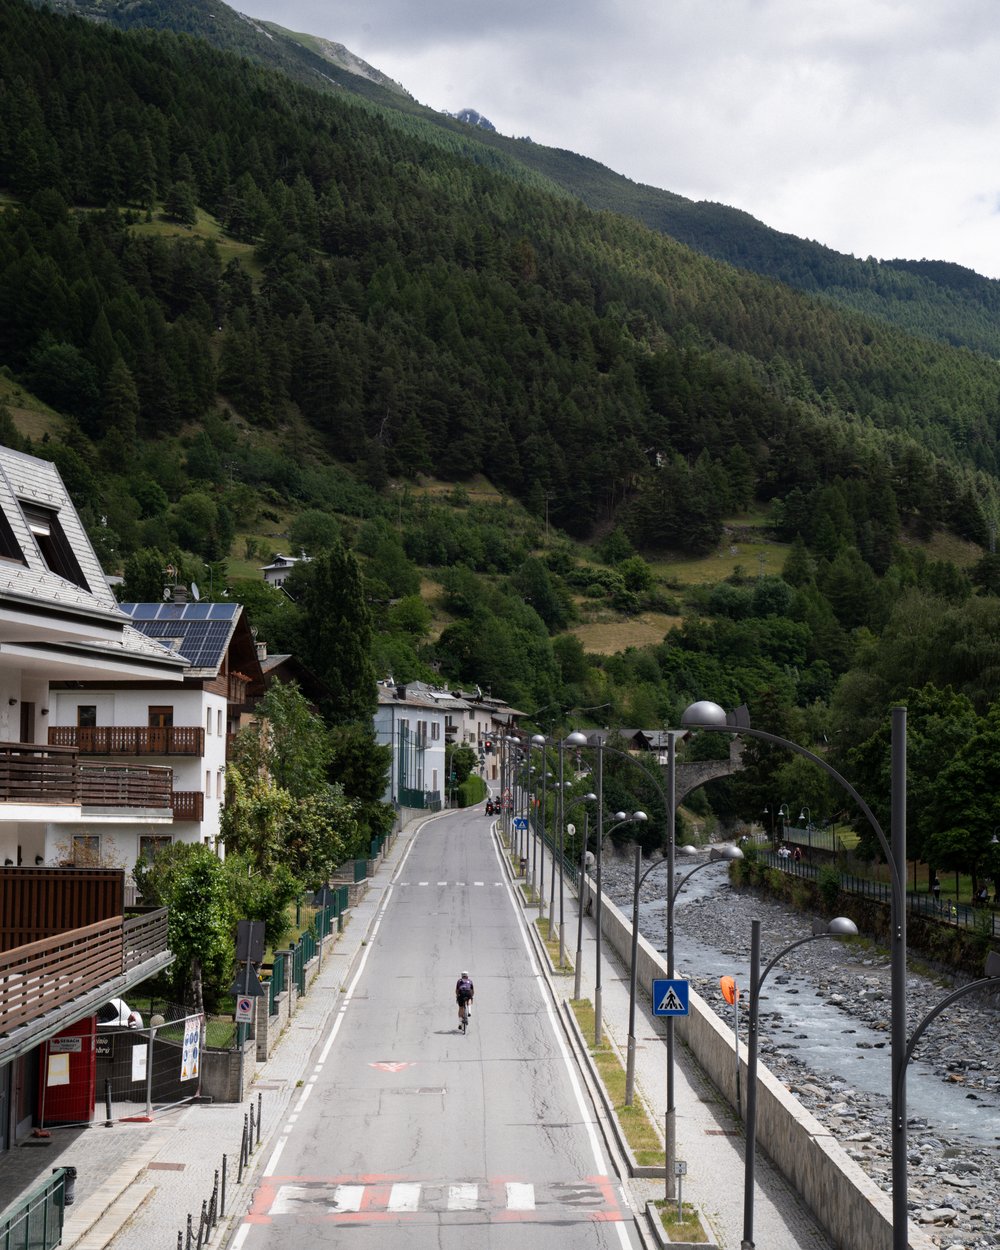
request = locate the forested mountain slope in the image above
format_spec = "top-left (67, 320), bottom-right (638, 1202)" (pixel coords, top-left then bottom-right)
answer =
top-left (46, 0), bottom-right (1000, 358)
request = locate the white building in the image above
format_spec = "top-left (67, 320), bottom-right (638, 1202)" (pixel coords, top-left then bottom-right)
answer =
top-left (375, 680), bottom-right (524, 809)
top-left (260, 553), bottom-right (309, 589)
top-left (0, 445), bottom-right (189, 871)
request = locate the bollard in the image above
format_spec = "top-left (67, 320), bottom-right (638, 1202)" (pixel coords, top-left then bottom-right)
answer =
top-left (210, 1170), bottom-right (219, 1228)
top-left (248, 1100), bottom-right (255, 1155)
top-left (186, 1212), bottom-right (193, 1250)
top-left (237, 1117), bottom-right (248, 1183)
top-left (221, 1154), bottom-right (227, 1218)
top-left (56, 1166), bottom-right (77, 1205)
top-left (196, 1198), bottom-right (207, 1249)
top-left (177, 1232), bottom-right (183, 1250)
top-left (256, 1092), bottom-right (262, 1146)
top-left (104, 1077), bottom-right (114, 1127)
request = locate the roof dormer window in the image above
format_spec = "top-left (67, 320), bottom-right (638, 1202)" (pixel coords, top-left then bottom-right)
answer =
top-left (20, 501), bottom-right (90, 591)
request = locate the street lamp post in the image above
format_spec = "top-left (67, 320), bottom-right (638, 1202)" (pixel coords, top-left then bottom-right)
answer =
top-left (682, 700), bottom-right (908, 1250)
top-left (566, 726), bottom-right (689, 1194)
top-left (624, 844), bottom-right (744, 1106)
top-left (799, 807), bottom-right (812, 858)
top-left (531, 734), bottom-right (550, 918)
top-left (743, 916), bottom-right (858, 1248)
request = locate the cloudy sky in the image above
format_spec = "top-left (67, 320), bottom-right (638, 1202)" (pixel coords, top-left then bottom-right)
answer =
top-left (236, 0), bottom-right (1000, 279)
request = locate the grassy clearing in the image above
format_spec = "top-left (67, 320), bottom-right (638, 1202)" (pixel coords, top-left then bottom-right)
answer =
top-left (130, 207), bottom-right (262, 277)
top-left (569, 613), bottom-right (683, 654)
top-left (569, 998), bottom-right (662, 1167)
top-left (651, 1199), bottom-right (708, 1243)
top-left (532, 917), bottom-right (573, 974)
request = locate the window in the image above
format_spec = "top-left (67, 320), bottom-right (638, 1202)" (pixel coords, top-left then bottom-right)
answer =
top-left (77, 705), bottom-right (97, 728)
top-left (148, 706), bottom-right (173, 728)
top-left (432, 768), bottom-right (438, 791)
top-left (72, 834), bottom-right (100, 865)
top-left (217, 770), bottom-right (225, 801)
top-left (20, 502), bottom-right (89, 590)
top-left (0, 505), bottom-right (25, 565)
top-left (139, 835), bottom-right (172, 862)
top-left (205, 770), bottom-right (211, 796)
top-left (431, 722), bottom-right (440, 741)
top-left (206, 709), bottom-right (212, 735)
top-left (217, 709), bottom-right (223, 736)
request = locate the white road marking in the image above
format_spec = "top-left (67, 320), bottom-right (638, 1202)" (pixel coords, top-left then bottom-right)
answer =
top-left (329, 1185), bottom-right (364, 1213)
top-left (505, 1182), bottom-right (535, 1209)
top-left (263, 1135), bottom-right (287, 1177)
top-left (388, 1182), bottom-right (422, 1211)
top-left (447, 1183), bottom-right (478, 1210)
top-left (271, 1184), bottom-right (315, 1214)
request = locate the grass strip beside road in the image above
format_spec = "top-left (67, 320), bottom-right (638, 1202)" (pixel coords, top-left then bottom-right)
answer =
top-left (533, 918), bottom-right (573, 974)
top-left (569, 998), bottom-right (662, 1168)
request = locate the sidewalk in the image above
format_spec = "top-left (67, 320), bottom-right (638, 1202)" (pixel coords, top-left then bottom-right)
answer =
top-left (0, 821), bottom-right (424, 1250)
top-left (509, 829), bottom-right (837, 1250)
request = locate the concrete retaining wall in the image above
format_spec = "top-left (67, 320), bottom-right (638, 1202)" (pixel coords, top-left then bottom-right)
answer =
top-left (589, 879), bottom-right (936, 1250)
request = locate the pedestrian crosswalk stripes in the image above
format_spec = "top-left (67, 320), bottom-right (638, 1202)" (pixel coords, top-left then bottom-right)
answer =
top-left (253, 1178), bottom-right (623, 1223)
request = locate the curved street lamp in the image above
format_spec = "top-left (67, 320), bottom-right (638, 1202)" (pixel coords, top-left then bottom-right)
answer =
top-left (743, 916), bottom-right (858, 1248)
top-left (566, 725), bottom-right (688, 1195)
top-left (682, 698), bottom-right (909, 1250)
top-left (624, 843), bottom-right (744, 1105)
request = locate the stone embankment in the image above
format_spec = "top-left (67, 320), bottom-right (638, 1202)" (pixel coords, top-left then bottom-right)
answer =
top-left (602, 855), bottom-right (1000, 1250)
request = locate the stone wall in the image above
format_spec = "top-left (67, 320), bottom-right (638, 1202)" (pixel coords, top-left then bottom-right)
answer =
top-left (590, 882), bottom-right (937, 1250)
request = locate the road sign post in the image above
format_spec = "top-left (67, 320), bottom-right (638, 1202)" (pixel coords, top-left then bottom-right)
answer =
top-left (652, 979), bottom-right (690, 1016)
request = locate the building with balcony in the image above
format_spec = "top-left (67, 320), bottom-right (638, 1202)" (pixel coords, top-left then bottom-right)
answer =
top-left (0, 865), bottom-right (171, 1158)
top-left (0, 446), bottom-right (190, 873)
top-left (46, 600), bottom-right (265, 869)
top-left (375, 681), bottom-right (525, 809)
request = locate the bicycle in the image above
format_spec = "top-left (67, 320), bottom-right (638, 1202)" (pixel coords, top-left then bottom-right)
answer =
top-left (459, 1000), bottom-right (471, 1032)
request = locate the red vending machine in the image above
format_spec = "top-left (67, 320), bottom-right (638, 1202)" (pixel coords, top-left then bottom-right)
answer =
top-left (38, 1017), bottom-right (97, 1126)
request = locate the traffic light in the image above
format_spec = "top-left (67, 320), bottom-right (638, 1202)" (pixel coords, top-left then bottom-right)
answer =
top-left (484, 738), bottom-right (493, 753)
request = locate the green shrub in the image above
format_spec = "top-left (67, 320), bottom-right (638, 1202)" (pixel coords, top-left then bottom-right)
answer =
top-left (817, 863), bottom-right (842, 912)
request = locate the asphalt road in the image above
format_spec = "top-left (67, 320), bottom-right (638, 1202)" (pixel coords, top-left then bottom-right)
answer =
top-left (229, 810), bottom-right (639, 1249)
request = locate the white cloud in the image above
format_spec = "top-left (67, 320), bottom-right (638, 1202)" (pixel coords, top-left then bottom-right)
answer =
top-left (239, 0), bottom-right (1000, 277)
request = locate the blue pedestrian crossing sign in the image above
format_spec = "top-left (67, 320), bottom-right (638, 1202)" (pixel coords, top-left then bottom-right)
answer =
top-left (513, 817), bottom-right (528, 830)
top-left (652, 978), bottom-right (689, 1016)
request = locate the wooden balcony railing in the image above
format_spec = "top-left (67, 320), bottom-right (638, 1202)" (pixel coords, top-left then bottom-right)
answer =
top-left (171, 790), bottom-right (204, 821)
top-left (79, 762), bottom-right (172, 810)
top-left (0, 917), bottom-right (123, 1037)
top-left (0, 743), bottom-right (173, 811)
top-left (48, 725), bottom-right (205, 757)
top-left (0, 906), bottom-right (169, 1038)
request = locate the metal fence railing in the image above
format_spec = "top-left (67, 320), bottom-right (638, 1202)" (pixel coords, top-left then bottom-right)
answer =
top-left (0, 1169), bottom-right (66, 1250)
top-left (759, 851), bottom-right (1000, 939)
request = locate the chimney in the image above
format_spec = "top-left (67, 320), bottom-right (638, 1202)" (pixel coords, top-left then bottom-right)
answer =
top-left (395, 685), bottom-right (407, 701)
top-left (172, 584), bottom-right (188, 604)
top-left (255, 641), bottom-right (268, 662)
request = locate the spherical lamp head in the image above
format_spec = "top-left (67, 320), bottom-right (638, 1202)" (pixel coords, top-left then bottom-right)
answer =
top-left (681, 700), bottom-right (729, 730)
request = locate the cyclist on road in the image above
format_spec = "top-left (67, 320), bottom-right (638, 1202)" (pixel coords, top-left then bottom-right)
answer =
top-left (456, 970), bottom-right (474, 1026)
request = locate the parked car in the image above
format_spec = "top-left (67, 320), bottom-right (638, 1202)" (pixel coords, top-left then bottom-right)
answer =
top-left (96, 998), bottom-right (143, 1029)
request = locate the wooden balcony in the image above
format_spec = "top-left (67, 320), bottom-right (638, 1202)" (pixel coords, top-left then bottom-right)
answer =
top-left (171, 790), bottom-right (204, 821)
top-left (0, 742), bottom-right (172, 811)
top-left (48, 725), bottom-right (205, 757)
top-left (0, 868), bottom-right (169, 1039)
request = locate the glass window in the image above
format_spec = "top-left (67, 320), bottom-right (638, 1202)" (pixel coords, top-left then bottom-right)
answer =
top-left (206, 709), bottom-right (212, 735)
top-left (77, 705), bottom-right (97, 728)
top-left (148, 706), bottom-right (173, 728)
top-left (72, 834), bottom-right (100, 865)
top-left (139, 835), bottom-right (172, 862)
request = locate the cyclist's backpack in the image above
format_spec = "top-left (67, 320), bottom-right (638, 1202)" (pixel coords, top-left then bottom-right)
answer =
top-left (457, 977), bottom-right (473, 1002)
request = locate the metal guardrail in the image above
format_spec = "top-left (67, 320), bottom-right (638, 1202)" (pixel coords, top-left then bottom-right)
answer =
top-left (0, 1168), bottom-right (65, 1250)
